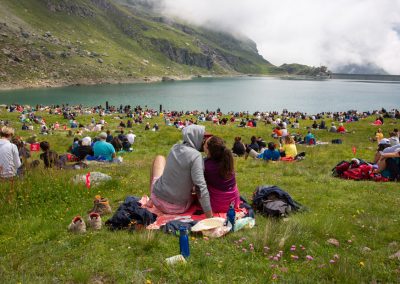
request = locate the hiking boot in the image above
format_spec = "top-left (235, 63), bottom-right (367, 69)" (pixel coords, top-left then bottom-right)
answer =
top-left (88, 195), bottom-right (112, 216)
top-left (68, 216), bottom-right (86, 233)
top-left (88, 212), bottom-right (102, 230)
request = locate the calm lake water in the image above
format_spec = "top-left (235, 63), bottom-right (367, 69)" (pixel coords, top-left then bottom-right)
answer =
top-left (0, 77), bottom-right (399, 113)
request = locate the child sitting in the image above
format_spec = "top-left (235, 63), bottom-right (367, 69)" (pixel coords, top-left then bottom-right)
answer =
top-left (258, 142), bottom-right (281, 161)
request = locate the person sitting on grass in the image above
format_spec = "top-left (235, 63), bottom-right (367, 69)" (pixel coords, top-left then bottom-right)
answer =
top-left (147, 125), bottom-right (213, 217)
top-left (374, 128), bottom-right (384, 143)
top-left (389, 132), bottom-right (399, 146)
top-left (203, 136), bottom-right (240, 212)
top-left (337, 123), bottom-right (347, 133)
top-left (76, 137), bottom-right (94, 161)
top-left (0, 127), bottom-right (21, 179)
top-left (304, 130), bottom-right (316, 145)
top-left (232, 136), bottom-right (246, 157)
top-left (373, 139), bottom-right (391, 164)
top-left (93, 132), bottom-right (116, 161)
top-left (329, 122), bottom-right (337, 133)
top-left (280, 136), bottom-right (298, 158)
top-left (244, 136), bottom-right (260, 159)
top-left (258, 142), bottom-right (281, 161)
top-left (39, 141), bottom-right (59, 168)
top-left (376, 146), bottom-right (400, 181)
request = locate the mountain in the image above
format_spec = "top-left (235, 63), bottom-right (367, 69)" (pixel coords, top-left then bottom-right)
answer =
top-left (279, 63), bottom-right (331, 76)
top-left (333, 63), bottom-right (389, 75)
top-left (0, 0), bottom-right (281, 89)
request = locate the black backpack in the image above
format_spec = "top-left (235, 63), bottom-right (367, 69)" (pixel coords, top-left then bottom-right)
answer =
top-left (331, 139), bottom-right (343, 144)
top-left (252, 185), bottom-right (303, 217)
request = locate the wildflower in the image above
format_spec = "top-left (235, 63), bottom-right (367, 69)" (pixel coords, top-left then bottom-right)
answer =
top-left (333, 254), bottom-right (340, 260)
top-left (242, 248), bottom-right (247, 253)
top-left (205, 252), bottom-right (211, 256)
top-left (290, 245), bottom-right (296, 251)
top-left (329, 259), bottom-right (336, 264)
top-left (272, 274), bottom-right (278, 280)
top-left (359, 261), bottom-right (365, 267)
top-left (263, 246), bottom-right (270, 252)
top-left (306, 255), bottom-right (314, 261)
top-left (203, 237), bottom-right (209, 241)
top-left (273, 256), bottom-right (279, 261)
top-left (291, 255), bottom-right (299, 260)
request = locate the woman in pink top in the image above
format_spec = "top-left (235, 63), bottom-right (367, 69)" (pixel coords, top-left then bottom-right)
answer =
top-left (204, 136), bottom-right (240, 212)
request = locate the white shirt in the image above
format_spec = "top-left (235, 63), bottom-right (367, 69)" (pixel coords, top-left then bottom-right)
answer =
top-left (126, 133), bottom-right (136, 144)
top-left (0, 139), bottom-right (21, 178)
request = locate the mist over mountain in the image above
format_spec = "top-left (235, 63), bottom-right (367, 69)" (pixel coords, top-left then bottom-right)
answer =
top-left (154, 0), bottom-right (400, 75)
top-left (333, 63), bottom-right (389, 75)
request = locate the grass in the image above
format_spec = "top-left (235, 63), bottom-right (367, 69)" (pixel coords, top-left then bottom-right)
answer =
top-left (0, 108), bottom-right (399, 283)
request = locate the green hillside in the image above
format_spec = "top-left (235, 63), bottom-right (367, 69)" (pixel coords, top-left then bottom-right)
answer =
top-left (0, 0), bottom-right (280, 89)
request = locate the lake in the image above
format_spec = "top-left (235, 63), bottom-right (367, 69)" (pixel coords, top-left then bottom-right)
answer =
top-left (0, 77), bottom-right (399, 113)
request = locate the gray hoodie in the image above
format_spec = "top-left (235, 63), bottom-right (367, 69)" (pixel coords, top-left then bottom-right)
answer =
top-left (153, 125), bottom-right (211, 212)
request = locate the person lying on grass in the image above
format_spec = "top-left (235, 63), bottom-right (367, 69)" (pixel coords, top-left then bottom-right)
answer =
top-left (203, 136), bottom-right (240, 213)
top-left (147, 125), bottom-right (213, 218)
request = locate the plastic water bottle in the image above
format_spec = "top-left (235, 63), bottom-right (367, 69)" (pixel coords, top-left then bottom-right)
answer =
top-left (179, 226), bottom-right (190, 258)
top-left (227, 202), bottom-right (236, 232)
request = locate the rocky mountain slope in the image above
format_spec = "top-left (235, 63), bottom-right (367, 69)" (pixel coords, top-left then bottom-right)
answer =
top-left (0, 0), bottom-right (281, 89)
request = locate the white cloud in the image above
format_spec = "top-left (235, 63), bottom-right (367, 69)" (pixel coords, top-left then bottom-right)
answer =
top-left (158, 0), bottom-right (400, 74)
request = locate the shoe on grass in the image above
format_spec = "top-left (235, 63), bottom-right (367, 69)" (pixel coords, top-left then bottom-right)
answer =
top-left (88, 195), bottom-right (112, 216)
top-left (68, 216), bottom-right (86, 233)
top-left (88, 212), bottom-right (102, 230)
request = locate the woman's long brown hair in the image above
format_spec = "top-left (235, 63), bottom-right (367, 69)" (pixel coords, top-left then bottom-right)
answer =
top-left (207, 136), bottom-right (234, 179)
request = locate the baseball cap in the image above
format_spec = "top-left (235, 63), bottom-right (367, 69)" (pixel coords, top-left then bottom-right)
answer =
top-left (378, 138), bottom-right (390, 145)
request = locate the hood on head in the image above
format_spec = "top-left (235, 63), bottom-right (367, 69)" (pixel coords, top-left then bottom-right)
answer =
top-left (182, 125), bottom-right (205, 150)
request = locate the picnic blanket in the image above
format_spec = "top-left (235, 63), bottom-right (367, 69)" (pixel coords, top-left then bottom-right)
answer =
top-left (139, 195), bottom-right (252, 230)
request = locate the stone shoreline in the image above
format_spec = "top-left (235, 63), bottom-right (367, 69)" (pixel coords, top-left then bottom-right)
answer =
top-left (0, 75), bottom-right (195, 91)
top-left (0, 74), bottom-right (274, 91)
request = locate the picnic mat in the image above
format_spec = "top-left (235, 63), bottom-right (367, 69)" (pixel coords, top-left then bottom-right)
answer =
top-left (139, 195), bottom-right (249, 230)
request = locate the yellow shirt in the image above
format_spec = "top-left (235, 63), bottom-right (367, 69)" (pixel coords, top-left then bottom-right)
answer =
top-left (283, 143), bottom-right (298, 158)
top-left (375, 132), bottom-right (383, 142)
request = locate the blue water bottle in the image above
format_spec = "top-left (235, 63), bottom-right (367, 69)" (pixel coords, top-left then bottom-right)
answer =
top-left (179, 226), bottom-right (190, 258)
top-left (227, 202), bottom-right (236, 232)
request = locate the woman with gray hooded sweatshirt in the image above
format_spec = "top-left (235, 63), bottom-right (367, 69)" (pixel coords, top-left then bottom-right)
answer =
top-left (148, 125), bottom-right (213, 218)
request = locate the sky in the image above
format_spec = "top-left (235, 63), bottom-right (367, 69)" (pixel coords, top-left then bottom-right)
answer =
top-left (156, 0), bottom-right (400, 74)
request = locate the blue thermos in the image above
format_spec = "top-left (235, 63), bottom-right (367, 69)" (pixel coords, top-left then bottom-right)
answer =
top-left (227, 202), bottom-right (236, 232)
top-left (179, 226), bottom-right (190, 258)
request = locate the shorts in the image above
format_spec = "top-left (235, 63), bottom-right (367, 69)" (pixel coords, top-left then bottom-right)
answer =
top-left (150, 176), bottom-right (192, 214)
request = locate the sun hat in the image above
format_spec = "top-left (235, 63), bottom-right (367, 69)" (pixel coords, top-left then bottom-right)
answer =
top-left (82, 136), bottom-right (92, 146)
top-left (378, 138), bottom-right (390, 145)
top-left (191, 217), bottom-right (226, 232)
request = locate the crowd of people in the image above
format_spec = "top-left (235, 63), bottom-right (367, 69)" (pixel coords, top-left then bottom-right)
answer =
top-left (1, 104), bottom-right (399, 215)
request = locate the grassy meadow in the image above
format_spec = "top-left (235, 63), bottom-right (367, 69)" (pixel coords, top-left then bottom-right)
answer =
top-left (0, 108), bottom-right (399, 283)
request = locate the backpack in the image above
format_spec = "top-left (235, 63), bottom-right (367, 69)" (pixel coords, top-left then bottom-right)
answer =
top-left (252, 185), bottom-right (303, 217)
top-left (342, 164), bottom-right (373, 180)
top-left (332, 160), bottom-right (350, 177)
top-left (331, 139), bottom-right (343, 144)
